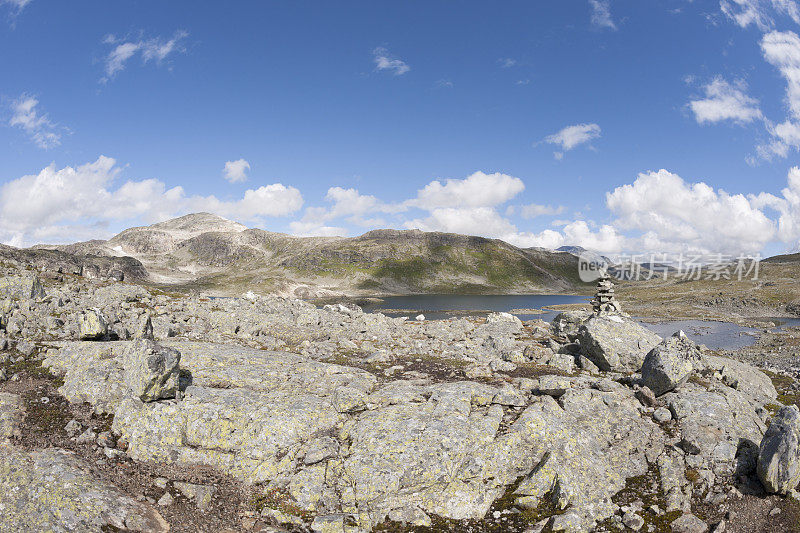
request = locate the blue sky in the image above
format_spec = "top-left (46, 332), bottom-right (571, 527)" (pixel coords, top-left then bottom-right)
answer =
top-left (3, 0), bottom-right (800, 257)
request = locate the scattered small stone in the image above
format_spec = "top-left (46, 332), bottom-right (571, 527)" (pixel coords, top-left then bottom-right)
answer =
top-left (654, 407), bottom-right (673, 423)
top-left (157, 492), bottom-right (174, 506)
top-left (64, 419), bottom-right (82, 437)
top-left (96, 431), bottom-right (116, 448)
top-left (174, 481), bottom-right (216, 511)
top-left (635, 386), bottom-right (659, 408)
top-left (670, 513), bottom-right (708, 533)
top-left (623, 511), bottom-right (645, 531)
top-left (15, 341), bottom-right (35, 357)
top-left (769, 507), bottom-right (781, 517)
top-left (75, 428), bottom-right (97, 445)
top-left (154, 477), bottom-right (169, 489)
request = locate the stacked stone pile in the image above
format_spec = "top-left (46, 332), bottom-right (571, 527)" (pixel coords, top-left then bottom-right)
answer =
top-left (591, 272), bottom-right (622, 315)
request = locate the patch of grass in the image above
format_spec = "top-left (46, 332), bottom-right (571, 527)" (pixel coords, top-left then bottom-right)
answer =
top-left (598, 470), bottom-right (682, 533)
top-left (765, 370), bottom-right (800, 409)
top-left (373, 477), bottom-right (558, 532)
top-left (249, 488), bottom-right (310, 519)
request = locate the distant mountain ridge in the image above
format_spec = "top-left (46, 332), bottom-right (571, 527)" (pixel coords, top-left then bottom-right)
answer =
top-left (29, 213), bottom-right (591, 297)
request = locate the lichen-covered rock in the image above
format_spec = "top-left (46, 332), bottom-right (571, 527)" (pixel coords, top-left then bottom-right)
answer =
top-left (758, 405), bottom-right (800, 495)
top-left (551, 310), bottom-right (590, 339)
top-left (513, 387), bottom-right (665, 531)
top-left (0, 274), bottom-right (45, 300)
top-left (0, 392), bottom-right (23, 439)
top-left (113, 385), bottom-right (346, 484)
top-left (122, 339), bottom-right (181, 402)
top-left (78, 308), bottom-right (108, 340)
top-left (641, 334), bottom-right (703, 396)
top-left (133, 312), bottom-right (154, 340)
top-left (0, 443), bottom-right (168, 532)
top-left (663, 382), bottom-right (765, 474)
top-left (703, 354), bottom-right (777, 404)
top-left (578, 315), bottom-right (662, 372)
top-left (670, 513), bottom-right (708, 533)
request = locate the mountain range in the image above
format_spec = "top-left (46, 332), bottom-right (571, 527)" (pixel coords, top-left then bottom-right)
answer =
top-left (21, 213), bottom-right (589, 297)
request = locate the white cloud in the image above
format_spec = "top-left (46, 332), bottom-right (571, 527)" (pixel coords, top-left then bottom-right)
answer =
top-left (689, 77), bottom-right (763, 124)
top-left (1, 0), bottom-right (31, 14)
top-left (762, 31), bottom-right (800, 118)
top-left (410, 171), bottom-right (525, 209)
top-left (589, 0), bottom-right (617, 30)
top-left (519, 203), bottom-right (566, 219)
top-left (405, 207), bottom-right (519, 236)
top-left (753, 31), bottom-right (800, 157)
top-left (8, 94), bottom-right (63, 149)
top-left (223, 159), bottom-right (250, 183)
top-left (543, 123), bottom-right (601, 159)
top-left (751, 166), bottom-right (800, 245)
top-left (606, 169), bottom-right (776, 254)
top-left (288, 220), bottom-right (347, 237)
top-left (721, 0), bottom-right (773, 29)
top-left (0, 156), bottom-right (302, 246)
top-left (498, 58), bottom-right (517, 68)
top-left (721, 0), bottom-right (800, 29)
top-left (101, 30), bottom-right (188, 82)
top-left (372, 47), bottom-right (410, 75)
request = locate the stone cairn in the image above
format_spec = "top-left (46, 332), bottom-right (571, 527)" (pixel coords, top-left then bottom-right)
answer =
top-left (591, 272), bottom-right (621, 316)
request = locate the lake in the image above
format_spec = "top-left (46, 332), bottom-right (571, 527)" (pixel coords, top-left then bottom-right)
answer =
top-left (359, 294), bottom-right (589, 322)
top-left (359, 294), bottom-right (776, 351)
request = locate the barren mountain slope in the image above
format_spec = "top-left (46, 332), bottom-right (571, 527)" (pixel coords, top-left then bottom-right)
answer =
top-left (25, 213), bottom-right (589, 296)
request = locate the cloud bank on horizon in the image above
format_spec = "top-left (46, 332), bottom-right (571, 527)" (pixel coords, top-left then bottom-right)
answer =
top-left (4, 158), bottom-right (800, 259)
top-left (5, 0), bottom-right (800, 257)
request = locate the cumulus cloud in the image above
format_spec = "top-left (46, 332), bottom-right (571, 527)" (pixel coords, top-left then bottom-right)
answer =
top-left (751, 166), bottom-right (800, 244)
top-left (606, 169), bottom-right (776, 254)
top-left (101, 30), bottom-right (188, 82)
top-left (372, 47), bottom-right (410, 75)
top-left (519, 204), bottom-right (566, 219)
top-left (8, 94), bottom-right (63, 149)
top-left (409, 171), bottom-right (525, 209)
top-left (0, 157), bottom-right (302, 246)
top-left (753, 31), bottom-right (800, 157)
top-left (405, 207), bottom-right (519, 237)
top-left (543, 123), bottom-right (601, 159)
top-left (689, 78), bottom-right (763, 124)
top-left (223, 159), bottom-right (250, 183)
top-left (762, 31), bottom-right (800, 118)
top-left (589, 0), bottom-right (617, 30)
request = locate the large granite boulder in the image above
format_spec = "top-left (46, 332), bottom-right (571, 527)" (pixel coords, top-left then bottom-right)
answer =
top-left (0, 274), bottom-right (45, 300)
top-left (551, 310), bottom-right (590, 339)
top-left (122, 339), bottom-right (181, 402)
top-left (641, 333), bottom-right (704, 396)
top-left (0, 443), bottom-right (168, 532)
top-left (78, 308), bottom-right (108, 340)
top-left (578, 315), bottom-right (661, 372)
top-left (758, 405), bottom-right (800, 494)
top-left (703, 354), bottom-right (777, 405)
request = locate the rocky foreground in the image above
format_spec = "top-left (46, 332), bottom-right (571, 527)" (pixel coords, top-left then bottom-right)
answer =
top-left (1, 269), bottom-right (800, 532)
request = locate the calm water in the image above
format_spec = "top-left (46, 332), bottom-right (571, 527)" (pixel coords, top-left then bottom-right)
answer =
top-left (360, 294), bottom-right (589, 322)
top-left (358, 294), bottom-right (794, 351)
top-left (638, 319), bottom-right (758, 351)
